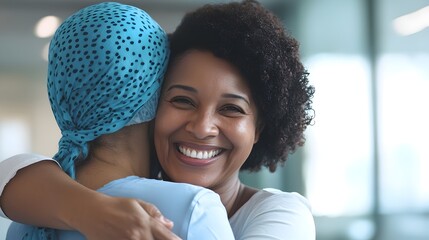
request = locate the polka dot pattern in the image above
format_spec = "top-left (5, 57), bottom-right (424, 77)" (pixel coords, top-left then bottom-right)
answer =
top-left (22, 3), bottom-right (168, 240)
top-left (23, 3), bottom-right (169, 239)
top-left (46, 1), bottom-right (169, 181)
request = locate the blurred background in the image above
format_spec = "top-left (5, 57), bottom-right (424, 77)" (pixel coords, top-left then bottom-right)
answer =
top-left (1, 0), bottom-right (428, 239)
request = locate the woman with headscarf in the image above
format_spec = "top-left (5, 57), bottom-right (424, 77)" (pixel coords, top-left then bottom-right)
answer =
top-left (3, 2), bottom-right (233, 240)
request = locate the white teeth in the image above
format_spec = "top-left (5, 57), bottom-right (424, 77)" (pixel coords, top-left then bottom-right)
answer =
top-left (178, 146), bottom-right (221, 159)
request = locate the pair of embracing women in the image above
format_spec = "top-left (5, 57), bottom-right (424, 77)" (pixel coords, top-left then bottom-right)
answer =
top-left (0, 1), bottom-right (316, 239)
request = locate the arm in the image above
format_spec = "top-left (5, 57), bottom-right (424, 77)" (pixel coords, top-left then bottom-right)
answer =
top-left (1, 156), bottom-right (78, 228)
top-left (0, 153), bottom-right (60, 218)
top-left (0, 154), bottom-right (180, 240)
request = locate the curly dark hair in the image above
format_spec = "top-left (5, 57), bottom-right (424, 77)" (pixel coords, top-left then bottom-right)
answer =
top-left (167, 0), bottom-right (314, 172)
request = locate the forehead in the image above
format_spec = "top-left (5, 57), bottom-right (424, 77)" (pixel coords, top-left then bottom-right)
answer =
top-left (165, 50), bottom-right (250, 92)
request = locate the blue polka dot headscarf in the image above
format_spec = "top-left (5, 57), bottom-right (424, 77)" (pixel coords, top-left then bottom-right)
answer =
top-left (24, 2), bottom-right (169, 239)
top-left (49, 2), bottom-right (169, 178)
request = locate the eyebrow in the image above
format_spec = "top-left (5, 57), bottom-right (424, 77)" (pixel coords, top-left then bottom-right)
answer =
top-left (221, 93), bottom-right (250, 105)
top-left (167, 84), bottom-right (196, 93)
top-left (167, 84), bottom-right (250, 105)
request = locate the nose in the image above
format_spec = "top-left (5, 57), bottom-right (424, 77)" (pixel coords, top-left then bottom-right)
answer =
top-left (185, 110), bottom-right (219, 139)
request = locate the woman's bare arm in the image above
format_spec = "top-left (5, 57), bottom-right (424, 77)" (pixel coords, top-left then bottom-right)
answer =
top-left (1, 160), bottom-right (81, 228)
top-left (0, 160), bottom-right (179, 240)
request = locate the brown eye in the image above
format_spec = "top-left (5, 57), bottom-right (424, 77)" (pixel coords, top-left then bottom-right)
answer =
top-left (168, 96), bottom-right (195, 109)
top-left (220, 104), bottom-right (246, 114)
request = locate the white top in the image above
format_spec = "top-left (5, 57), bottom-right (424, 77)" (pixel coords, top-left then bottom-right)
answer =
top-left (230, 188), bottom-right (316, 240)
top-left (6, 175), bottom-right (234, 240)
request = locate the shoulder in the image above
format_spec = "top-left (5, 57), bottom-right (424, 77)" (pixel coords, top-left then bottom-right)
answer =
top-left (97, 177), bottom-right (222, 217)
top-left (186, 187), bottom-right (234, 240)
top-left (230, 188), bottom-right (315, 240)
top-left (97, 177), bottom-right (220, 214)
top-left (99, 176), bottom-right (213, 197)
top-left (240, 188), bottom-right (314, 221)
top-left (258, 188), bottom-right (313, 210)
top-left (0, 153), bottom-right (58, 177)
top-left (98, 177), bottom-right (230, 239)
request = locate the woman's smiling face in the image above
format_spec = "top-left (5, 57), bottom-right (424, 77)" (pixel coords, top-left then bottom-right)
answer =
top-left (154, 50), bottom-right (260, 190)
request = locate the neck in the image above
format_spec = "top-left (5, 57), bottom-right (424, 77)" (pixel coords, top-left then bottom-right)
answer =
top-left (212, 174), bottom-right (257, 218)
top-left (76, 123), bottom-right (151, 190)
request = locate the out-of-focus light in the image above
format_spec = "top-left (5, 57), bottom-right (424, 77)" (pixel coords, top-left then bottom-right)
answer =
top-left (41, 42), bottom-right (50, 62)
top-left (393, 6), bottom-right (429, 36)
top-left (34, 16), bottom-right (61, 38)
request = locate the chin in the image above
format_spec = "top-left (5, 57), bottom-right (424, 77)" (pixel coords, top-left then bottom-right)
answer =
top-left (170, 172), bottom-right (213, 188)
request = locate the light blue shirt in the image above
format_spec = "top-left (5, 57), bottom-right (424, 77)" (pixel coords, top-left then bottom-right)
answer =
top-left (7, 176), bottom-right (234, 240)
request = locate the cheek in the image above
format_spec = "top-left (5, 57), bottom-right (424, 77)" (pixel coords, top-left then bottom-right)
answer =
top-left (154, 106), bottom-right (171, 150)
top-left (155, 101), bottom-right (173, 131)
top-left (236, 120), bottom-right (252, 134)
top-left (230, 120), bottom-right (257, 152)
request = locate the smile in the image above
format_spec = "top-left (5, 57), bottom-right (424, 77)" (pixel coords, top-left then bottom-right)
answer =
top-left (178, 145), bottom-right (222, 160)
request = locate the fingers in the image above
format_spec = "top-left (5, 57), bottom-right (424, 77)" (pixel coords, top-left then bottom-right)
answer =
top-left (139, 201), bottom-right (162, 218)
top-left (134, 200), bottom-right (180, 240)
top-left (138, 200), bottom-right (174, 230)
top-left (151, 220), bottom-right (182, 240)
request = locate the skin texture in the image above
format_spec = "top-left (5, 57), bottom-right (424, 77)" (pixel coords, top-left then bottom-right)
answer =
top-left (77, 123), bottom-right (152, 190)
top-left (155, 50), bottom-right (260, 216)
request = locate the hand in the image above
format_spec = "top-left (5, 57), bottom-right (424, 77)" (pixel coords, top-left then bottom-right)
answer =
top-left (70, 194), bottom-right (181, 240)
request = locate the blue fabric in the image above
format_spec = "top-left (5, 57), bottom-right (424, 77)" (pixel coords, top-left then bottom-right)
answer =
top-left (48, 1), bottom-right (169, 179)
top-left (8, 176), bottom-right (235, 240)
top-left (16, 2), bottom-right (169, 239)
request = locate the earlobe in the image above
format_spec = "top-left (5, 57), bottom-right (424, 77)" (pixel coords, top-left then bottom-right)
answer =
top-left (253, 135), bottom-right (259, 144)
top-left (253, 122), bottom-right (264, 144)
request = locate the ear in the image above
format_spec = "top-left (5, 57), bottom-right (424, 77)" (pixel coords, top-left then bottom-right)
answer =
top-left (253, 121), bottom-right (264, 144)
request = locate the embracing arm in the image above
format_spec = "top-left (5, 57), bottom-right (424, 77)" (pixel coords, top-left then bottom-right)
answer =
top-left (0, 159), bottom-right (83, 229)
top-left (0, 154), bottom-right (180, 240)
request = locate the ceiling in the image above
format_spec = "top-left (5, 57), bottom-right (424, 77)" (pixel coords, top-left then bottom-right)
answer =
top-left (1, 0), bottom-right (428, 71)
top-left (0, 0), bottom-right (290, 70)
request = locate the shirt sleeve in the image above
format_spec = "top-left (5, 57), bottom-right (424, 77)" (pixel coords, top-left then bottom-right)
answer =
top-left (187, 189), bottom-right (235, 240)
top-left (237, 191), bottom-right (316, 240)
top-left (0, 153), bottom-right (60, 219)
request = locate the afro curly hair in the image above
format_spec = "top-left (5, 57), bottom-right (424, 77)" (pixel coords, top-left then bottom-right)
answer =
top-left (167, 0), bottom-right (315, 172)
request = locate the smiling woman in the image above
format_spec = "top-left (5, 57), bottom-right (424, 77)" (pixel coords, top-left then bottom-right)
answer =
top-left (151, 0), bottom-right (316, 237)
